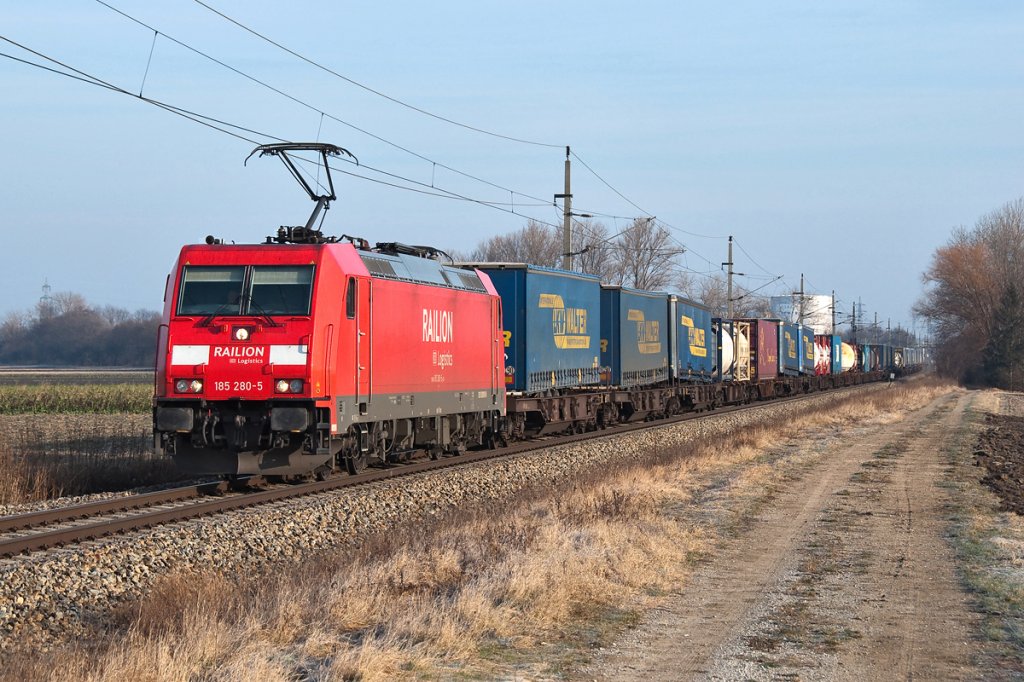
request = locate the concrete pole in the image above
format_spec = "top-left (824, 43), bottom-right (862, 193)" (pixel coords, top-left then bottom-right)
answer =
top-left (562, 146), bottom-right (572, 270)
top-left (798, 273), bottom-right (805, 325)
top-left (726, 236), bottom-right (734, 318)
top-left (852, 300), bottom-right (858, 343)
top-left (831, 290), bottom-right (836, 335)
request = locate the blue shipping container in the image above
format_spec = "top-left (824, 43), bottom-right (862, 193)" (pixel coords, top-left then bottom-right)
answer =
top-left (861, 344), bottom-right (883, 372)
top-left (831, 335), bottom-right (843, 375)
top-left (601, 286), bottom-right (670, 387)
top-left (473, 264), bottom-right (602, 393)
top-left (780, 322), bottom-right (802, 376)
top-left (668, 295), bottom-right (713, 381)
top-left (801, 327), bottom-right (815, 375)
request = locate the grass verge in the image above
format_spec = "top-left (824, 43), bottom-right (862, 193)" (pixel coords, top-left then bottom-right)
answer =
top-left (945, 392), bottom-right (1024, 677)
top-left (0, 415), bottom-right (180, 504)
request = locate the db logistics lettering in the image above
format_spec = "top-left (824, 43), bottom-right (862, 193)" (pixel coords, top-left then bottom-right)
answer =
top-left (213, 346), bottom-right (265, 358)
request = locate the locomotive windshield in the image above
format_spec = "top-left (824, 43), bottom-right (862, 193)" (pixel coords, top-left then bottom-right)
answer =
top-left (178, 266), bottom-right (245, 315)
top-left (249, 266), bottom-right (314, 315)
top-left (177, 265), bottom-right (314, 316)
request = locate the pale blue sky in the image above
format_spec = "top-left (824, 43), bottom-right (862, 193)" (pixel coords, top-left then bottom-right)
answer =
top-left (2, 1), bottom-right (1022, 335)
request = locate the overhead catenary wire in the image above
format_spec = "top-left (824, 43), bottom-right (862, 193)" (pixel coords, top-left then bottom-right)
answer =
top-left (155, 5), bottom-right (746, 276)
top-left (191, 0), bottom-right (562, 149)
top-left (25, 3), bottom-right (747, 278)
top-left (569, 149), bottom-right (727, 241)
top-left (731, 275), bottom-right (785, 301)
top-left (102, 0), bottom-right (710, 245)
top-left (0, 37), bottom-right (572, 233)
top-left (732, 237), bottom-right (780, 278)
top-left (0, 37), bottom-right (270, 145)
top-left (93, 0), bottom-right (561, 211)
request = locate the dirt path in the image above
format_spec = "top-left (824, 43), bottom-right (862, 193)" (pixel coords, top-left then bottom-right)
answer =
top-left (579, 390), bottom-right (980, 681)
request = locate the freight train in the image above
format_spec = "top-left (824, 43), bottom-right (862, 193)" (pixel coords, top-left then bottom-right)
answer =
top-left (152, 234), bottom-right (922, 477)
top-left (152, 144), bottom-right (923, 478)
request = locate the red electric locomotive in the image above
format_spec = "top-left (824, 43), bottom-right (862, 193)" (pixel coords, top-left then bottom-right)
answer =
top-left (153, 144), bottom-right (505, 476)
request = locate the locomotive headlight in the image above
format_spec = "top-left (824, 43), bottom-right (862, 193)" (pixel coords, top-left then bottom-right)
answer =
top-left (234, 327), bottom-right (249, 341)
top-left (275, 379), bottom-right (304, 394)
top-left (174, 379), bottom-right (203, 394)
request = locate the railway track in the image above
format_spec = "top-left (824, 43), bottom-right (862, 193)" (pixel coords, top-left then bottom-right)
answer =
top-left (0, 385), bottom-right (879, 559)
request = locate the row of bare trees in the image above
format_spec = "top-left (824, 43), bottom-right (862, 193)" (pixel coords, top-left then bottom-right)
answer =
top-left (458, 218), bottom-right (771, 318)
top-left (916, 197), bottom-right (1024, 386)
top-left (0, 294), bottom-right (160, 366)
top-left (462, 218), bottom-right (684, 290)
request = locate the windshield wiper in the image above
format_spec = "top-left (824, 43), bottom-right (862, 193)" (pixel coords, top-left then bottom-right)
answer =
top-left (198, 301), bottom-right (241, 327)
top-left (244, 297), bottom-right (284, 328)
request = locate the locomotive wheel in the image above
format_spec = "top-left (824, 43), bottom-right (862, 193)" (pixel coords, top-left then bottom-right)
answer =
top-left (345, 450), bottom-right (368, 475)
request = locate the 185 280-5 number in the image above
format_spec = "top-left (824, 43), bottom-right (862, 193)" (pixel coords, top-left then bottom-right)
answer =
top-left (213, 381), bottom-right (264, 392)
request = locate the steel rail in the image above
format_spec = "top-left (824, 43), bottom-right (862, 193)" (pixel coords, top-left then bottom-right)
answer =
top-left (0, 479), bottom-right (232, 533)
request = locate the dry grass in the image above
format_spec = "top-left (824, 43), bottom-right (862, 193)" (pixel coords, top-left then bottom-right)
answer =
top-left (2, 379), bottom-right (955, 680)
top-left (0, 383), bottom-right (150, 414)
top-left (0, 415), bottom-right (181, 504)
top-left (0, 374), bottom-right (179, 505)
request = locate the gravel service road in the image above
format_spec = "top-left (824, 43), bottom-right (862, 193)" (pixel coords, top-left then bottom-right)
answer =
top-left (580, 388), bottom-right (983, 681)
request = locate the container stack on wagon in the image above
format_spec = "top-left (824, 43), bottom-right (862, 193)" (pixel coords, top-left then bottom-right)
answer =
top-left (668, 295), bottom-right (714, 383)
top-left (473, 264), bottom-right (602, 394)
top-left (600, 285), bottom-right (670, 388)
top-left (470, 263), bottom-right (604, 436)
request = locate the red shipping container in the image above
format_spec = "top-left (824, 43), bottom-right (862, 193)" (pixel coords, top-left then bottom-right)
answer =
top-left (736, 318), bottom-right (779, 381)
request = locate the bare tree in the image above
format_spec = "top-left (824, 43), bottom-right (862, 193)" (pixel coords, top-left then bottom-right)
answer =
top-left (673, 269), bottom-right (696, 300)
top-left (467, 220), bottom-right (561, 266)
top-left (610, 218), bottom-right (684, 290)
top-left (98, 305), bottom-right (132, 326)
top-left (464, 217), bottom-right (697, 295)
top-left (0, 311), bottom-right (29, 346)
top-left (697, 275), bottom-right (729, 317)
top-left (573, 220), bottom-right (618, 281)
top-left (695, 273), bottom-right (773, 318)
top-left (1, 294), bottom-right (160, 366)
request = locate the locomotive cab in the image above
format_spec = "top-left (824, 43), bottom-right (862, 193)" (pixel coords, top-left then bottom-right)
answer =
top-left (153, 239), bottom-right (507, 478)
top-left (153, 244), bottom-right (336, 476)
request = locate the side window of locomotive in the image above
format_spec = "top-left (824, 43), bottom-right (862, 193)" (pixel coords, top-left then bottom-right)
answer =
top-left (345, 278), bottom-right (356, 319)
top-left (248, 266), bottom-right (314, 316)
top-left (177, 266), bottom-right (245, 315)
